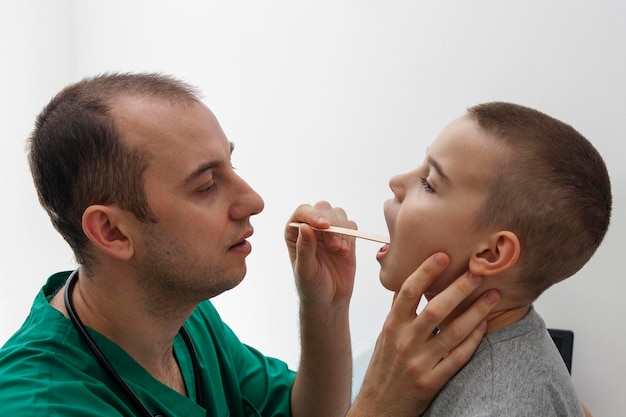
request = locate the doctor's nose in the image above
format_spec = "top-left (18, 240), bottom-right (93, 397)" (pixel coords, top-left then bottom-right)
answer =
top-left (229, 176), bottom-right (265, 220)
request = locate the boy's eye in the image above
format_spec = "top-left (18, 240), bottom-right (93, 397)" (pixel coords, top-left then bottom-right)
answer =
top-left (420, 177), bottom-right (435, 193)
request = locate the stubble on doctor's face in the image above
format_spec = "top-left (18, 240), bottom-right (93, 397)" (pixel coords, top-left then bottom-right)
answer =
top-left (377, 114), bottom-right (505, 298)
top-left (113, 96), bottom-right (264, 305)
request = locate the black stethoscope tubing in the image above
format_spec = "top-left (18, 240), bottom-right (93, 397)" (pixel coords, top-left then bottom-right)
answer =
top-left (64, 269), bottom-right (205, 417)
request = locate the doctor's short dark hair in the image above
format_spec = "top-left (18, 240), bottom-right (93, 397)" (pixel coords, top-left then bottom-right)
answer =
top-left (27, 72), bottom-right (202, 272)
top-left (468, 102), bottom-right (612, 302)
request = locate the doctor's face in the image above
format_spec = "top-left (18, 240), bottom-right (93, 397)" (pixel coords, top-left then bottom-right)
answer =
top-left (114, 96), bottom-right (264, 302)
top-left (377, 114), bottom-right (504, 298)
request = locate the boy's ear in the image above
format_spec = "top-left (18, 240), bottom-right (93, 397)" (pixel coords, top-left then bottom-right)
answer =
top-left (469, 231), bottom-right (520, 276)
top-left (82, 205), bottom-right (135, 261)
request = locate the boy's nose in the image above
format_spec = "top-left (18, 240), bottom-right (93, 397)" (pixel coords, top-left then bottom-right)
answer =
top-left (388, 173), bottom-right (406, 201)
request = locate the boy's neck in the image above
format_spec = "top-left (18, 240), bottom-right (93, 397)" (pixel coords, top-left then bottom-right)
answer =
top-left (485, 304), bottom-right (531, 333)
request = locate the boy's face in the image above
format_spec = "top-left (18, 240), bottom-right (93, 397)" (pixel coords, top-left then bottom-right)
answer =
top-left (377, 114), bottom-right (505, 298)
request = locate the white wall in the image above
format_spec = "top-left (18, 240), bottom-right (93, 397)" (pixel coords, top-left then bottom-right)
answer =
top-left (1, 1), bottom-right (624, 415)
top-left (0, 0), bottom-right (78, 346)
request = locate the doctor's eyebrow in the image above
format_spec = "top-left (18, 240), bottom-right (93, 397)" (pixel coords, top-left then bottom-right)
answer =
top-left (182, 141), bottom-right (235, 187)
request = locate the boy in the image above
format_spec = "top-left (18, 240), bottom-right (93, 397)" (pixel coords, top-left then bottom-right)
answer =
top-left (375, 102), bottom-right (611, 416)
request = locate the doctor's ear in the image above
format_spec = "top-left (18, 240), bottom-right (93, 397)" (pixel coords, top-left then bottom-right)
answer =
top-left (469, 231), bottom-right (520, 276)
top-left (82, 205), bottom-right (135, 261)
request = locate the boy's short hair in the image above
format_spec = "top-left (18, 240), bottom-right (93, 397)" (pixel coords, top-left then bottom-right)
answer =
top-left (468, 102), bottom-right (611, 301)
top-left (28, 72), bottom-right (202, 272)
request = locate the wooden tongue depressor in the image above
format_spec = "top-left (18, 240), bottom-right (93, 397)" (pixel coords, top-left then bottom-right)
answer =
top-left (288, 222), bottom-right (390, 244)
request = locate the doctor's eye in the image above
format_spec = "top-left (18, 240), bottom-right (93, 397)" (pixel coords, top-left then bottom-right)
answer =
top-left (420, 177), bottom-right (435, 193)
top-left (198, 182), bottom-right (216, 193)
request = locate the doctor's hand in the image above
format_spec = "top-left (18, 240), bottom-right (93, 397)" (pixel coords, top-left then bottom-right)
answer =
top-left (349, 253), bottom-right (500, 417)
top-left (286, 202), bottom-right (357, 417)
top-left (285, 201), bottom-right (357, 307)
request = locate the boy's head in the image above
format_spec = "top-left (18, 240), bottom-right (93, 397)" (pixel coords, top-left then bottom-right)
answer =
top-left (377, 102), bottom-right (611, 305)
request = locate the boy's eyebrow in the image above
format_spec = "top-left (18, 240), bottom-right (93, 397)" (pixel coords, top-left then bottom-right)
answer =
top-left (181, 141), bottom-right (235, 186)
top-left (427, 155), bottom-right (451, 183)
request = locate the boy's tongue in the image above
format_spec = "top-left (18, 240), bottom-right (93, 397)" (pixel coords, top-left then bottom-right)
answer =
top-left (376, 244), bottom-right (390, 262)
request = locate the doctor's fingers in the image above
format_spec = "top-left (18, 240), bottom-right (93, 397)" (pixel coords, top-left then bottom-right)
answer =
top-left (430, 283), bottom-right (501, 355)
top-left (423, 288), bottom-right (500, 384)
top-left (390, 252), bottom-right (451, 321)
top-left (398, 267), bottom-right (498, 349)
top-left (288, 201), bottom-right (355, 229)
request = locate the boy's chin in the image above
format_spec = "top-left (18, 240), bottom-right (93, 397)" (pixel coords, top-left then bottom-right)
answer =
top-left (378, 271), bottom-right (402, 292)
top-left (379, 279), bottom-right (399, 292)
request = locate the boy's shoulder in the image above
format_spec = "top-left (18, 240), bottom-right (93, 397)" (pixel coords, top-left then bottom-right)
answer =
top-left (423, 307), bottom-right (584, 417)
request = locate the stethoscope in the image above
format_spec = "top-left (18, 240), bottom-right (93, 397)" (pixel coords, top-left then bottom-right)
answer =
top-left (64, 269), bottom-right (205, 417)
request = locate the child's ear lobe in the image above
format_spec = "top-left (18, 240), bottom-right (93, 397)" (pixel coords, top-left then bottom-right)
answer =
top-left (469, 231), bottom-right (520, 276)
top-left (82, 205), bottom-right (135, 261)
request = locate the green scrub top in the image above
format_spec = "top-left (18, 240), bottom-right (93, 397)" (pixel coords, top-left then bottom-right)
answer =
top-left (0, 271), bottom-right (296, 416)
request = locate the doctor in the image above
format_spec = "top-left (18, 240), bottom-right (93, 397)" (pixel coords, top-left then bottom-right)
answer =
top-left (0, 72), bottom-right (499, 416)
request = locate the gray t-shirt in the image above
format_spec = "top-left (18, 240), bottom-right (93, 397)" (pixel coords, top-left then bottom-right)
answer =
top-left (423, 307), bottom-right (584, 417)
